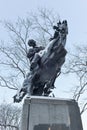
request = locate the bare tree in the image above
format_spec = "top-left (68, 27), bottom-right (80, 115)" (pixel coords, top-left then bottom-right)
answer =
top-left (0, 8), bottom-right (59, 91)
top-left (0, 102), bottom-right (21, 130)
top-left (0, 8), bottom-right (86, 115)
top-left (64, 44), bottom-right (87, 114)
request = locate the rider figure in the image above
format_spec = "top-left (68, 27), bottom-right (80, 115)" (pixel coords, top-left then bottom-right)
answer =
top-left (27, 39), bottom-right (44, 71)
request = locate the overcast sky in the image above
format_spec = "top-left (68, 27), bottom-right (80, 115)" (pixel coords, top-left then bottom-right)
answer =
top-left (0, 0), bottom-right (87, 129)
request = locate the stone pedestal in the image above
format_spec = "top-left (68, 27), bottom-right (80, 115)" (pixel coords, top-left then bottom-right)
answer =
top-left (20, 96), bottom-right (83, 130)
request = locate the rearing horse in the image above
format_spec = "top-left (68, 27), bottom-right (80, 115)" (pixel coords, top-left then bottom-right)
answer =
top-left (13, 20), bottom-right (68, 102)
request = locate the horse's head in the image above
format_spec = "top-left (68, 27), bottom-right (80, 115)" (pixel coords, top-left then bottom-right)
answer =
top-left (59, 20), bottom-right (68, 35)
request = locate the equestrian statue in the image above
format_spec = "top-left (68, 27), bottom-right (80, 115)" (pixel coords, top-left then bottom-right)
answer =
top-left (13, 20), bottom-right (68, 102)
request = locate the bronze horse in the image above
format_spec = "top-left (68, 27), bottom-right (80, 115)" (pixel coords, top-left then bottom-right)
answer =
top-left (13, 20), bottom-right (68, 102)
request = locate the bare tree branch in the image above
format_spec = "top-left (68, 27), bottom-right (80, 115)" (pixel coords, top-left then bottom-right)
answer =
top-left (64, 45), bottom-right (87, 114)
top-left (80, 103), bottom-right (87, 115)
top-left (0, 103), bottom-right (21, 129)
top-left (0, 9), bottom-right (59, 92)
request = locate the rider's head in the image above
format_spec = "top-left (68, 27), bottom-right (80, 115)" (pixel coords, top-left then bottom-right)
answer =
top-left (28, 39), bottom-right (36, 47)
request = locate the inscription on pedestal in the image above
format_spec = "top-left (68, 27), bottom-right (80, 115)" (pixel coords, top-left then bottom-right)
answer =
top-left (20, 97), bottom-right (83, 130)
top-left (29, 103), bottom-right (70, 130)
